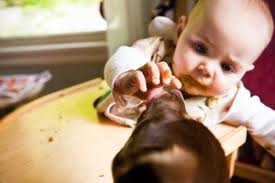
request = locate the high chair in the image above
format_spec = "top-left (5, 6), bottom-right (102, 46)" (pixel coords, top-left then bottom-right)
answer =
top-left (0, 78), bottom-right (246, 182)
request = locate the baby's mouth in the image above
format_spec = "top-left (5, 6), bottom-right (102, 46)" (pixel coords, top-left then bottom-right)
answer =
top-left (180, 75), bottom-right (202, 86)
top-left (181, 75), bottom-right (212, 87)
top-left (179, 75), bottom-right (209, 93)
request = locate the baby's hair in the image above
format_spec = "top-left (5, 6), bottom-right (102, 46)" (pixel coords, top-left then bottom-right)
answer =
top-left (243, 0), bottom-right (274, 37)
top-left (190, 0), bottom-right (274, 44)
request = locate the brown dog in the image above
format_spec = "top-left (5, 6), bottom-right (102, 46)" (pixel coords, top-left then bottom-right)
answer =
top-left (112, 89), bottom-right (229, 183)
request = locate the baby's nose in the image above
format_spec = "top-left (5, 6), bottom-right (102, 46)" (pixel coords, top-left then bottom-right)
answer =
top-left (196, 63), bottom-right (214, 78)
top-left (195, 63), bottom-right (214, 86)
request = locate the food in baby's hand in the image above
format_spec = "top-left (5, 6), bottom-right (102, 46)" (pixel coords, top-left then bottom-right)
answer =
top-left (163, 69), bottom-right (172, 79)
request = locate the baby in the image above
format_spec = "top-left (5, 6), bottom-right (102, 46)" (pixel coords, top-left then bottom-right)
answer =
top-left (100, 0), bottom-right (275, 156)
top-left (112, 89), bottom-right (229, 183)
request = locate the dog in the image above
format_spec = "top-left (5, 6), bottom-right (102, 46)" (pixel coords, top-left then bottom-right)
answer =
top-left (112, 89), bottom-right (229, 183)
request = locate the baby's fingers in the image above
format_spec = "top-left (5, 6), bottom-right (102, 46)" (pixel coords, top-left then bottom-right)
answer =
top-left (170, 76), bottom-right (182, 89)
top-left (132, 70), bottom-right (147, 92)
top-left (140, 62), bottom-right (160, 85)
top-left (157, 62), bottom-right (172, 85)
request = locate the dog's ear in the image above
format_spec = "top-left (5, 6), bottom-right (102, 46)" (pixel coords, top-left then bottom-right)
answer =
top-left (169, 89), bottom-right (185, 105)
top-left (165, 88), bottom-right (187, 113)
top-left (143, 88), bottom-right (187, 119)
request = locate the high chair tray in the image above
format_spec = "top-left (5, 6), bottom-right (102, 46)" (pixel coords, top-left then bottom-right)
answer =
top-left (0, 78), bottom-right (246, 183)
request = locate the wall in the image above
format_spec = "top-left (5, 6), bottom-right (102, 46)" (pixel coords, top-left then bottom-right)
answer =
top-left (104, 0), bottom-right (152, 55)
top-left (242, 0), bottom-right (275, 109)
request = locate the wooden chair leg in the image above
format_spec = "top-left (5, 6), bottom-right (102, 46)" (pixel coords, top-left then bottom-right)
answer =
top-left (227, 149), bottom-right (238, 178)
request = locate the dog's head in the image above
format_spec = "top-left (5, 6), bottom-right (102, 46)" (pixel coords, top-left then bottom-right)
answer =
top-left (139, 88), bottom-right (187, 124)
top-left (112, 89), bottom-right (229, 183)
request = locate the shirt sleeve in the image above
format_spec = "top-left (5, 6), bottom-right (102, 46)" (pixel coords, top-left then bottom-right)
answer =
top-left (148, 16), bottom-right (176, 40)
top-left (226, 83), bottom-right (275, 156)
top-left (104, 46), bottom-right (149, 88)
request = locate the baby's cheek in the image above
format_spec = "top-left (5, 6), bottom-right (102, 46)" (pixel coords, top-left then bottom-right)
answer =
top-left (172, 57), bottom-right (181, 76)
top-left (172, 54), bottom-right (188, 76)
top-left (210, 80), bottom-right (232, 95)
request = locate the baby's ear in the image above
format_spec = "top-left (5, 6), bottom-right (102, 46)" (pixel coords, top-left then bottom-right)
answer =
top-left (176, 15), bottom-right (187, 39)
top-left (247, 64), bottom-right (255, 71)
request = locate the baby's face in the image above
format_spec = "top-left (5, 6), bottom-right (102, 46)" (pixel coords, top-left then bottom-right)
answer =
top-left (172, 0), bottom-right (271, 96)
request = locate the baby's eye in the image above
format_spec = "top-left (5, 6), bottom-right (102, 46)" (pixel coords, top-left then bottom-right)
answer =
top-left (193, 42), bottom-right (208, 54)
top-left (221, 63), bottom-right (234, 72)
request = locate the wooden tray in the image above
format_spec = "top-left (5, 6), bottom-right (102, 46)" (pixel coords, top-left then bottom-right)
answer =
top-left (0, 78), bottom-right (247, 183)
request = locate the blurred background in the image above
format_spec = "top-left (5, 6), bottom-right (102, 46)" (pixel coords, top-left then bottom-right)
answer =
top-left (0, 0), bottom-right (107, 94)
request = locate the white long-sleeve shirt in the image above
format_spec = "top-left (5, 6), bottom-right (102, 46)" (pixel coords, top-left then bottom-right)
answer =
top-left (104, 45), bottom-right (275, 157)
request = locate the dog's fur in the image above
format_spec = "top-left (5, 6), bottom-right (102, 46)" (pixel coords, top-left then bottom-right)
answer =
top-left (112, 89), bottom-right (229, 183)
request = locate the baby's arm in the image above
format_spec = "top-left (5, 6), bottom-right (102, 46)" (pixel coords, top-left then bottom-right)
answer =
top-left (105, 16), bottom-right (177, 89)
top-left (226, 84), bottom-right (275, 156)
top-left (104, 20), bottom-right (181, 103)
top-left (104, 46), bottom-right (148, 89)
top-left (104, 46), bottom-right (181, 105)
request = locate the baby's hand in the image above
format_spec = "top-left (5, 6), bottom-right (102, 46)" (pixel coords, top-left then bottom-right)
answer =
top-left (113, 62), bottom-right (182, 102)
